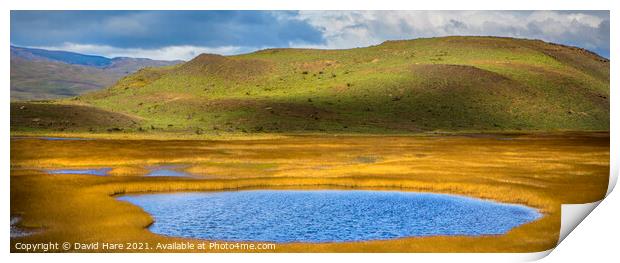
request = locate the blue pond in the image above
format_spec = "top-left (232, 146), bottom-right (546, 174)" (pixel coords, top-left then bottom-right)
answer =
top-left (38, 137), bottom-right (92, 141)
top-left (47, 168), bottom-right (111, 176)
top-left (146, 166), bottom-right (190, 177)
top-left (11, 136), bottom-right (93, 141)
top-left (118, 190), bottom-right (541, 243)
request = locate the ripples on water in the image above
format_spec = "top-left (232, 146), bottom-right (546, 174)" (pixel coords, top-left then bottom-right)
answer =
top-left (118, 190), bottom-right (541, 243)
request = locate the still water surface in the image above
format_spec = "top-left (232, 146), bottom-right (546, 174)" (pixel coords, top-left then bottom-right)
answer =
top-left (47, 168), bottom-right (111, 176)
top-left (118, 190), bottom-right (541, 243)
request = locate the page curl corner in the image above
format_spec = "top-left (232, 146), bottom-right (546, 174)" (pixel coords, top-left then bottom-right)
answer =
top-left (557, 200), bottom-right (603, 245)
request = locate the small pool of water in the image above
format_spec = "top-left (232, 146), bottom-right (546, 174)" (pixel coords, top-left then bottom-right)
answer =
top-left (12, 136), bottom-right (93, 141)
top-left (40, 137), bottom-right (93, 141)
top-left (11, 216), bottom-right (39, 238)
top-left (47, 168), bottom-right (111, 176)
top-left (118, 190), bottom-right (541, 243)
top-left (146, 165), bottom-right (191, 177)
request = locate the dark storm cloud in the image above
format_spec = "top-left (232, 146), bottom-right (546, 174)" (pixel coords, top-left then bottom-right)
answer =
top-left (10, 11), bottom-right (325, 49)
top-left (9, 11), bottom-right (610, 60)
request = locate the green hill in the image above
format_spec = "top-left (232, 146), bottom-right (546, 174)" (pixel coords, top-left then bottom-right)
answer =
top-left (11, 36), bottom-right (610, 135)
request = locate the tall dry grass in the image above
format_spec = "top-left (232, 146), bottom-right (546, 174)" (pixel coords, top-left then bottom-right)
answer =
top-left (10, 132), bottom-right (609, 252)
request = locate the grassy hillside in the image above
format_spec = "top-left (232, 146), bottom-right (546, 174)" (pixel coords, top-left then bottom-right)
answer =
top-left (10, 57), bottom-right (119, 100)
top-left (11, 36), bottom-right (610, 135)
top-left (11, 102), bottom-right (140, 132)
top-left (10, 46), bottom-right (182, 101)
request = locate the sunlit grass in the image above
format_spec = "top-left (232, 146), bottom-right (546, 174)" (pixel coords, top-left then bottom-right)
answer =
top-left (10, 132), bottom-right (609, 252)
top-left (12, 37), bottom-right (609, 135)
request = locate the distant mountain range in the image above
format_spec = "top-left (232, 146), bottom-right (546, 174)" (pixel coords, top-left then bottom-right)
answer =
top-left (10, 46), bottom-right (183, 100)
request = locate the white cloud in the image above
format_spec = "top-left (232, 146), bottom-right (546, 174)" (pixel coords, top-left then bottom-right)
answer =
top-left (294, 11), bottom-right (609, 55)
top-left (30, 43), bottom-right (259, 61)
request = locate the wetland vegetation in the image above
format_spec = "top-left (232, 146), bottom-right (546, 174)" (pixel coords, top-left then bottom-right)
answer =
top-left (10, 133), bottom-right (609, 252)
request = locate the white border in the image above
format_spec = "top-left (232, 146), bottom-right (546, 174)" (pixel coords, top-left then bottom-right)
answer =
top-left (2, 1), bottom-right (617, 262)
top-left (2, 0), bottom-right (615, 10)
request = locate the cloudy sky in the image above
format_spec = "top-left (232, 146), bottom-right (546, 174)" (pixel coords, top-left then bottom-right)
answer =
top-left (10, 10), bottom-right (610, 60)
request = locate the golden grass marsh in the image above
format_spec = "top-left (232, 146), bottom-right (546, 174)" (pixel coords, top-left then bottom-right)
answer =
top-left (10, 132), bottom-right (609, 252)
